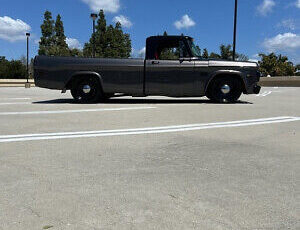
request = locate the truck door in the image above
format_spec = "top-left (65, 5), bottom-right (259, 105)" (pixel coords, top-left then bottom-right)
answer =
top-left (145, 39), bottom-right (201, 96)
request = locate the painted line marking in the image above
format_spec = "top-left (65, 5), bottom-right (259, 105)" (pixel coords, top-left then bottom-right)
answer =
top-left (0, 106), bottom-right (156, 116)
top-left (0, 102), bottom-right (31, 106)
top-left (256, 89), bottom-right (282, 97)
top-left (0, 116), bottom-right (299, 143)
top-left (0, 98), bottom-right (31, 100)
top-left (256, 91), bottom-right (272, 97)
top-left (262, 91), bottom-right (272, 97)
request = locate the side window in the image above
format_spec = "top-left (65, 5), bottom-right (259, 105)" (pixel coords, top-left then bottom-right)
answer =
top-left (156, 40), bottom-right (190, 60)
top-left (159, 47), bottom-right (180, 60)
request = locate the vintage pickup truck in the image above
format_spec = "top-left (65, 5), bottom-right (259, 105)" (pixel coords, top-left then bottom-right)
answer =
top-left (34, 35), bottom-right (261, 103)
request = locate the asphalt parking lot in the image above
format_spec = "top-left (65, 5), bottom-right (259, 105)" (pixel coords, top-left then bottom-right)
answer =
top-left (0, 87), bottom-right (299, 230)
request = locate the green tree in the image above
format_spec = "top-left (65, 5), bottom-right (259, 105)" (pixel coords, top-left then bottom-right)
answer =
top-left (8, 60), bottom-right (27, 79)
top-left (0, 56), bottom-right (26, 79)
top-left (220, 44), bottom-right (232, 60)
top-left (95, 10), bottom-right (108, 57)
top-left (83, 10), bottom-right (131, 58)
top-left (39, 11), bottom-right (55, 56)
top-left (112, 22), bottom-right (131, 58)
top-left (209, 52), bottom-right (221, 59)
top-left (84, 10), bottom-right (107, 57)
top-left (295, 64), bottom-right (300, 76)
top-left (70, 48), bottom-right (83, 57)
top-left (219, 44), bottom-right (248, 61)
top-left (202, 49), bottom-right (209, 59)
top-left (259, 53), bottom-right (295, 76)
top-left (0, 56), bottom-right (9, 78)
top-left (105, 25), bottom-right (118, 57)
top-left (54, 14), bottom-right (69, 56)
top-left (202, 44), bottom-right (248, 61)
top-left (122, 33), bottom-right (132, 58)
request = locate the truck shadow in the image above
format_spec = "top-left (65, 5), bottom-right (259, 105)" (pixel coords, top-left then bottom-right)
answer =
top-left (33, 98), bottom-right (253, 105)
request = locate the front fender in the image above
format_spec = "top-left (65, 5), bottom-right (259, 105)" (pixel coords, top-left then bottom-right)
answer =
top-left (205, 70), bottom-right (247, 93)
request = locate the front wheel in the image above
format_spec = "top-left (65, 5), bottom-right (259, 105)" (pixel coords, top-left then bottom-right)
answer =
top-left (207, 77), bottom-right (242, 103)
top-left (71, 77), bottom-right (102, 103)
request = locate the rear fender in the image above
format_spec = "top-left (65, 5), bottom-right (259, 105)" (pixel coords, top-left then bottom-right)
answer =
top-left (65, 71), bottom-right (104, 91)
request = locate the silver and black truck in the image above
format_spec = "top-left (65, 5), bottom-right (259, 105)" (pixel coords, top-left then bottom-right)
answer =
top-left (34, 35), bottom-right (261, 103)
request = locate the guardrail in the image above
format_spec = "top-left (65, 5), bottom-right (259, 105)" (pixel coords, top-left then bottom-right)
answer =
top-left (0, 77), bottom-right (299, 88)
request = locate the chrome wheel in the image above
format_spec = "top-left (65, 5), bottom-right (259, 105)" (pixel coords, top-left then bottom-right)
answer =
top-left (71, 77), bottom-right (102, 103)
top-left (82, 85), bottom-right (91, 94)
top-left (207, 77), bottom-right (242, 103)
top-left (221, 84), bottom-right (231, 94)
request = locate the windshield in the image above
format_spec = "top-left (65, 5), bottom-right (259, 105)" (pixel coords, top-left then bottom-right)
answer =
top-left (187, 39), bottom-right (201, 57)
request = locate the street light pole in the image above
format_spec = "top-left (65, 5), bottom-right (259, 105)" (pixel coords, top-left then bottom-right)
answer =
top-left (232, 0), bottom-right (238, 61)
top-left (26, 33), bottom-right (30, 85)
top-left (90, 13), bottom-right (98, 58)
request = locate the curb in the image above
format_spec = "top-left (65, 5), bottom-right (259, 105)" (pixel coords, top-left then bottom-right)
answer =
top-left (0, 79), bottom-right (35, 87)
top-left (259, 77), bottom-right (300, 87)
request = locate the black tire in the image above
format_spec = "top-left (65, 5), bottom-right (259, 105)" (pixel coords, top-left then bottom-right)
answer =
top-left (207, 77), bottom-right (242, 103)
top-left (71, 77), bottom-right (102, 103)
top-left (103, 93), bottom-right (115, 100)
top-left (205, 90), bottom-right (213, 101)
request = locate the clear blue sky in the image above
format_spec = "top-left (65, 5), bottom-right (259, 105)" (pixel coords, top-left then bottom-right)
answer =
top-left (1, 0), bottom-right (300, 63)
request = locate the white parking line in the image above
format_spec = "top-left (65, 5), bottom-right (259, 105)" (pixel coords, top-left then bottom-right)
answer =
top-left (262, 91), bottom-right (272, 97)
top-left (0, 106), bottom-right (156, 116)
top-left (256, 88), bottom-right (284, 97)
top-left (0, 102), bottom-right (31, 106)
top-left (0, 116), bottom-right (299, 143)
top-left (256, 91), bottom-right (272, 97)
top-left (0, 98), bottom-right (31, 100)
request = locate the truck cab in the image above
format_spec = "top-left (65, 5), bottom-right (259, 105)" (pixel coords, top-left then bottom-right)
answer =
top-left (144, 35), bottom-right (209, 96)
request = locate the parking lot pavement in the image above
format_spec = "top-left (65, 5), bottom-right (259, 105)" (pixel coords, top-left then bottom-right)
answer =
top-left (0, 87), bottom-right (299, 230)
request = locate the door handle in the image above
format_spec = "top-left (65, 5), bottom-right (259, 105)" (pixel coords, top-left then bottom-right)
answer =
top-left (152, 61), bottom-right (160, 65)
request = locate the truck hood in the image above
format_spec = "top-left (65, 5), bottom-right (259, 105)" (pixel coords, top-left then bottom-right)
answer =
top-left (208, 60), bottom-right (258, 68)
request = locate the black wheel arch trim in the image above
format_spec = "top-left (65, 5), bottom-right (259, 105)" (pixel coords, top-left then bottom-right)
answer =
top-left (65, 71), bottom-right (104, 92)
top-left (205, 70), bottom-right (247, 94)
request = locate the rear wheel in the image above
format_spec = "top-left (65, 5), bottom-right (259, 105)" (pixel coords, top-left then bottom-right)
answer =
top-left (71, 77), bottom-right (102, 103)
top-left (207, 77), bottom-right (242, 103)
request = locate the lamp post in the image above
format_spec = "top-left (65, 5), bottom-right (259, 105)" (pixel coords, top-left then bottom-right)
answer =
top-left (232, 0), bottom-right (238, 61)
top-left (25, 33), bottom-right (30, 88)
top-left (90, 13), bottom-right (98, 58)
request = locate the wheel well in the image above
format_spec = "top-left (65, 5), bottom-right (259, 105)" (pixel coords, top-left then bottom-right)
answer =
top-left (65, 74), bottom-right (102, 91)
top-left (206, 74), bottom-right (246, 94)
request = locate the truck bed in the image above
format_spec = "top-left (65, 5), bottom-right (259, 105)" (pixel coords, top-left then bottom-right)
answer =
top-left (34, 56), bottom-right (145, 95)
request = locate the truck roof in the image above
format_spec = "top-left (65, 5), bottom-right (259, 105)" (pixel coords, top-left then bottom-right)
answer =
top-left (147, 35), bottom-right (193, 40)
top-left (145, 35), bottom-right (194, 60)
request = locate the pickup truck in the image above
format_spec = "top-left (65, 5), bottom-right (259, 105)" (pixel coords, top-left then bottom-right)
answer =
top-left (34, 35), bottom-right (261, 103)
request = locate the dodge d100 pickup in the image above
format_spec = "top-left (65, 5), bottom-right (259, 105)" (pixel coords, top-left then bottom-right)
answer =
top-left (34, 35), bottom-right (261, 103)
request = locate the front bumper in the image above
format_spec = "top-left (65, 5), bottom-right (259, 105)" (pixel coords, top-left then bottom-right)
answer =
top-left (244, 83), bottom-right (261, 94)
top-left (253, 85), bottom-right (261, 94)
top-left (244, 71), bottom-right (261, 94)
